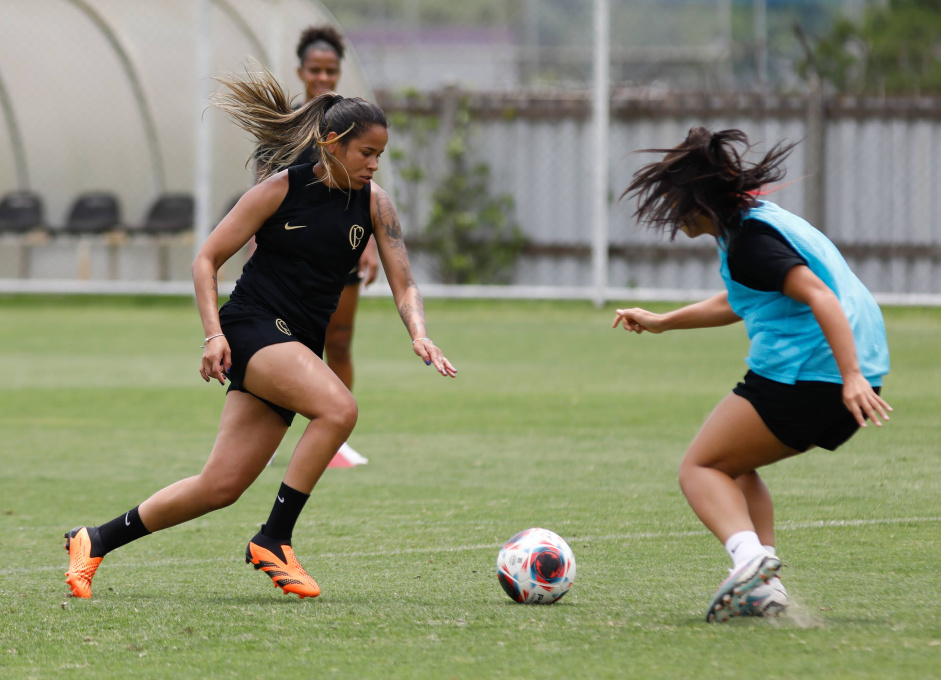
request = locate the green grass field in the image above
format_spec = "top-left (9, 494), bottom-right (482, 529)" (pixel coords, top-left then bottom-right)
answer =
top-left (0, 296), bottom-right (938, 679)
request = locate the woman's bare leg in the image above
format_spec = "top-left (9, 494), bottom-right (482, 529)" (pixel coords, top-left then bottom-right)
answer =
top-left (736, 472), bottom-right (774, 547)
top-left (66, 343), bottom-right (352, 599)
top-left (682, 393), bottom-right (803, 621)
top-left (678, 393), bottom-right (799, 545)
top-left (235, 342), bottom-right (357, 597)
top-left (138, 339), bottom-right (357, 532)
top-left (139, 391), bottom-right (288, 531)
top-left (241, 341), bottom-right (358, 493)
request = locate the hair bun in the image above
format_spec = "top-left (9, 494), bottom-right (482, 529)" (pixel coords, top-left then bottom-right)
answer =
top-left (324, 93), bottom-right (344, 114)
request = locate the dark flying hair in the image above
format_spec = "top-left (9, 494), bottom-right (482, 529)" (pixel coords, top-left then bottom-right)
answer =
top-left (296, 25), bottom-right (344, 62)
top-left (622, 127), bottom-right (797, 242)
top-left (211, 64), bottom-right (388, 185)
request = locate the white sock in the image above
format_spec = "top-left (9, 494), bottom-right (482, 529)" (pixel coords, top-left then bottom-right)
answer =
top-left (763, 544), bottom-right (776, 556)
top-left (725, 531), bottom-right (765, 569)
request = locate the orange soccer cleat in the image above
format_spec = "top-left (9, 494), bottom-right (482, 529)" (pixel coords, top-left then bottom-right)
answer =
top-left (64, 526), bottom-right (103, 599)
top-left (245, 537), bottom-right (321, 599)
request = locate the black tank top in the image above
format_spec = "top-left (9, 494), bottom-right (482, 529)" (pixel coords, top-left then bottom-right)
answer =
top-left (228, 163), bottom-right (373, 335)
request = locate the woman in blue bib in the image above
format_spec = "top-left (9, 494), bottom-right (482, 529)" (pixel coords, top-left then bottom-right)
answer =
top-left (615, 127), bottom-right (891, 623)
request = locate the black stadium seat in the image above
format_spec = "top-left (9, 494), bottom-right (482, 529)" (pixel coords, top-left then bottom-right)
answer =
top-left (64, 192), bottom-right (121, 234)
top-left (0, 191), bottom-right (44, 234)
top-left (138, 193), bottom-right (194, 235)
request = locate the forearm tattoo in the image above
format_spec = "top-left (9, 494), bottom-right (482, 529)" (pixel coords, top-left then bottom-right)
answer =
top-left (377, 190), bottom-right (425, 335)
top-left (398, 289), bottom-right (426, 336)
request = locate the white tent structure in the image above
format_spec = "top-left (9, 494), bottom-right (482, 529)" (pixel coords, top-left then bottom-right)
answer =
top-left (0, 0), bottom-right (381, 288)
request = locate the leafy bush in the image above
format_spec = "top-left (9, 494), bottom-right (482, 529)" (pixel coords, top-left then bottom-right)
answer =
top-left (422, 96), bottom-right (526, 284)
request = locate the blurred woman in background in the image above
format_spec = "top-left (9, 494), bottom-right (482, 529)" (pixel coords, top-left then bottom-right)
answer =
top-left (295, 26), bottom-right (379, 422)
top-left (263, 26), bottom-right (378, 466)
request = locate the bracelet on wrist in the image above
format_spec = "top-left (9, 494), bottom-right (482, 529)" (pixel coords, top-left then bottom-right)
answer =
top-left (201, 333), bottom-right (225, 348)
top-left (412, 337), bottom-right (431, 345)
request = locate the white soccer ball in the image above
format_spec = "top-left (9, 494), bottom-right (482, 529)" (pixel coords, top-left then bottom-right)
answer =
top-left (496, 528), bottom-right (576, 604)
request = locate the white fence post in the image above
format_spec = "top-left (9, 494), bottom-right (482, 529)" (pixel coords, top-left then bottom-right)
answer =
top-left (591, 0), bottom-right (610, 307)
top-left (193, 0), bottom-right (214, 282)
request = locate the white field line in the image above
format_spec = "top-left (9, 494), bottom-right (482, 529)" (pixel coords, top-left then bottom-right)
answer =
top-left (5, 516), bottom-right (939, 577)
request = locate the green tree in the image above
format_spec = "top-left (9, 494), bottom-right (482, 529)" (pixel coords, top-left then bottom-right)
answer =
top-left (807, 0), bottom-right (941, 94)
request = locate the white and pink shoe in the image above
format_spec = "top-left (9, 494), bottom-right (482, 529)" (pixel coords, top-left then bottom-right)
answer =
top-left (706, 552), bottom-right (782, 623)
top-left (327, 441), bottom-right (369, 468)
top-left (267, 442), bottom-right (368, 468)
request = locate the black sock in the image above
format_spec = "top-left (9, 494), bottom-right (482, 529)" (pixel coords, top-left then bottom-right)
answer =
top-left (249, 531), bottom-right (290, 563)
top-left (260, 483), bottom-right (309, 542)
top-left (94, 506), bottom-right (151, 558)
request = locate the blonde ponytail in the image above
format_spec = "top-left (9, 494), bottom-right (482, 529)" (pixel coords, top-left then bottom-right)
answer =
top-left (212, 63), bottom-right (388, 187)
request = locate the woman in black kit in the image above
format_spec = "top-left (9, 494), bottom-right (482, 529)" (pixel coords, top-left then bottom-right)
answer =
top-left (63, 67), bottom-right (457, 601)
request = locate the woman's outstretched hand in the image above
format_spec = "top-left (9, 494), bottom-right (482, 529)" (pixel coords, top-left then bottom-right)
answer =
top-left (412, 338), bottom-right (457, 378)
top-left (612, 308), bottom-right (668, 334)
top-left (842, 373), bottom-right (892, 427)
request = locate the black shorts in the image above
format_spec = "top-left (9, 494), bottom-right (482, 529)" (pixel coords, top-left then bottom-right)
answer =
top-left (732, 370), bottom-right (882, 452)
top-left (219, 301), bottom-right (325, 426)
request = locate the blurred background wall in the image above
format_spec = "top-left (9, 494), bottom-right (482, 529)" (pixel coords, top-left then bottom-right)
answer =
top-left (0, 0), bottom-right (938, 300)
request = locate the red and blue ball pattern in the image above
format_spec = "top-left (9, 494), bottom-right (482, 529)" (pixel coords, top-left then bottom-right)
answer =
top-left (496, 528), bottom-right (576, 604)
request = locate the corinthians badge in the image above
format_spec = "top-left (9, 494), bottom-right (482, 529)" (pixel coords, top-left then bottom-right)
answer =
top-left (349, 224), bottom-right (364, 250)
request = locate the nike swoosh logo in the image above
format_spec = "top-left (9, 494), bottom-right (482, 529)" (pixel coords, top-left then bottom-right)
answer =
top-left (277, 495), bottom-right (285, 503)
top-left (125, 512), bottom-right (131, 526)
top-left (284, 223), bottom-right (307, 230)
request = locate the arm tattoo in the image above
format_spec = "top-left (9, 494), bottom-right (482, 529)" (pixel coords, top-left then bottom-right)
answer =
top-left (376, 191), bottom-right (405, 252)
top-left (411, 286), bottom-right (425, 317)
top-left (399, 302), bottom-right (415, 330)
top-left (398, 290), bottom-right (426, 336)
top-left (376, 189), bottom-right (424, 333)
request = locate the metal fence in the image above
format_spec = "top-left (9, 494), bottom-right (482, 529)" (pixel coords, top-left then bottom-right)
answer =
top-left (380, 88), bottom-right (941, 302)
top-left (2, 0), bottom-right (937, 304)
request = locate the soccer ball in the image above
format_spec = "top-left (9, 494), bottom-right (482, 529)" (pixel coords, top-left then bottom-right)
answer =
top-left (496, 528), bottom-right (576, 604)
